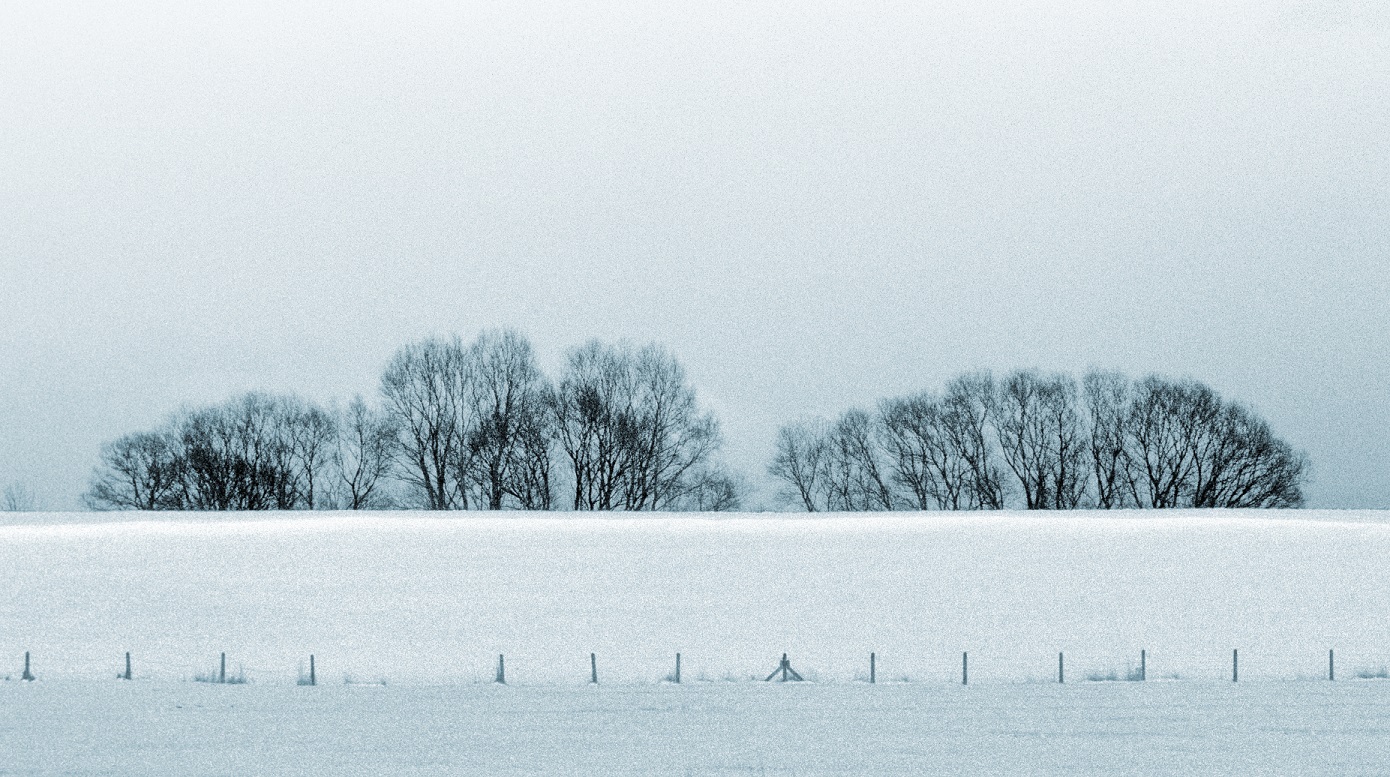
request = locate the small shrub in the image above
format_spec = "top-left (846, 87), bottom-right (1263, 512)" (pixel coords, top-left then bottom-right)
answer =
top-left (1084, 667), bottom-right (1144, 682)
top-left (194, 667), bottom-right (247, 684)
top-left (1354, 667), bottom-right (1389, 680)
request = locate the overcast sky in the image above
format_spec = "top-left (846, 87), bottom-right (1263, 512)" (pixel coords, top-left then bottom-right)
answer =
top-left (1, 0), bottom-right (1386, 510)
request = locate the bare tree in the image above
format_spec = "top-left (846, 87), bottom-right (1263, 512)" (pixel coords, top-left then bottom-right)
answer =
top-left (380, 337), bottom-right (472, 510)
top-left (332, 396), bottom-right (398, 510)
top-left (1, 483), bottom-right (39, 512)
top-left (175, 393), bottom-right (304, 511)
top-left (552, 341), bottom-right (721, 510)
top-left (283, 398), bottom-right (338, 510)
top-left (509, 410), bottom-right (557, 510)
top-left (552, 341), bottom-right (627, 510)
top-left (86, 430), bottom-right (184, 510)
top-left (880, 393), bottom-right (974, 510)
top-left (768, 420), bottom-right (832, 511)
top-left (1120, 375), bottom-right (1308, 509)
top-left (625, 346), bottom-right (722, 510)
top-left (776, 368), bottom-right (1305, 512)
top-left (678, 466), bottom-right (748, 511)
top-left (941, 373), bottom-right (1006, 509)
top-left (822, 409), bottom-right (895, 511)
top-left (1083, 370), bottom-right (1133, 509)
top-left (1189, 401), bottom-right (1306, 508)
top-left (1124, 377), bottom-right (1218, 508)
top-left (994, 371), bottom-right (1088, 509)
top-left (465, 330), bottom-right (552, 510)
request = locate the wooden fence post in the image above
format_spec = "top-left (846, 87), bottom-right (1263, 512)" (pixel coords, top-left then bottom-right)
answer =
top-left (1140, 649), bottom-right (1146, 682)
top-left (220, 652), bottom-right (226, 684)
top-left (1232, 649), bottom-right (1238, 682)
top-left (870, 652), bottom-right (876, 684)
top-left (124, 652), bottom-right (132, 681)
top-left (22, 652), bottom-right (33, 682)
top-left (675, 653), bottom-right (681, 684)
top-left (590, 653), bottom-right (598, 684)
top-left (1058, 652), bottom-right (1064, 684)
top-left (962, 652), bottom-right (968, 686)
top-left (310, 655), bottom-right (316, 687)
top-left (1329, 649), bottom-right (1334, 682)
top-left (496, 654), bottom-right (506, 685)
top-left (764, 653), bottom-right (803, 682)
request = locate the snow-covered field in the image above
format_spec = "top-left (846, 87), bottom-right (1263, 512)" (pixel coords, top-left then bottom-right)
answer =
top-left (6, 679), bottom-right (1390, 775)
top-left (3, 510), bottom-right (1390, 774)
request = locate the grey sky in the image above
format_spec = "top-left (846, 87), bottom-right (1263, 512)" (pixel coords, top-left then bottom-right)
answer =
top-left (1, 0), bottom-right (1386, 510)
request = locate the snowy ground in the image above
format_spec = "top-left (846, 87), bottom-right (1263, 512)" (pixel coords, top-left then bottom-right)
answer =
top-left (2, 510), bottom-right (1389, 685)
top-left (5, 678), bottom-right (1390, 775)
top-left (3, 510), bottom-right (1390, 773)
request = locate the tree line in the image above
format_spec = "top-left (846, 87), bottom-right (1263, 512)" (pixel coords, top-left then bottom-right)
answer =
top-left (88, 331), bottom-right (741, 511)
top-left (87, 332), bottom-right (1308, 512)
top-left (768, 370), bottom-right (1307, 511)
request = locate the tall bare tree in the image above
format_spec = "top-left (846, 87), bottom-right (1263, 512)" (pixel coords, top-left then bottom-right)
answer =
top-left (552, 341), bottom-right (720, 510)
top-left (1188, 401), bottom-right (1306, 508)
top-left (380, 337), bottom-right (472, 510)
top-left (86, 430), bottom-right (184, 510)
top-left (769, 420), bottom-right (832, 511)
top-left (465, 330), bottom-right (552, 510)
top-left (823, 409), bottom-right (895, 511)
top-left (283, 398), bottom-right (338, 510)
top-left (941, 373), bottom-right (1006, 509)
top-left (774, 368), bottom-right (1305, 512)
top-left (1083, 370), bottom-right (1133, 509)
top-left (880, 393), bottom-right (976, 510)
top-left (1125, 377), bottom-right (1219, 508)
top-left (176, 394), bottom-right (303, 510)
top-left (332, 396), bottom-right (398, 510)
top-left (994, 371), bottom-right (1088, 509)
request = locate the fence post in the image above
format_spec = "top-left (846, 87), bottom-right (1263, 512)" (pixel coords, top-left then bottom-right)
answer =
top-left (1329, 649), bottom-right (1334, 682)
top-left (590, 653), bottom-right (598, 684)
top-left (675, 653), bottom-right (681, 684)
top-left (1140, 649), bottom-right (1146, 682)
top-left (1232, 649), bottom-right (1238, 682)
top-left (496, 654), bottom-right (506, 685)
top-left (962, 652), bottom-right (968, 686)
top-left (1058, 652), bottom-right (1064, 684)
top-left (22, 652), bottom-right (33, 682)
top-left (870, 652), bottom-right (876, 684)
top-left (310, 654), bottom-right (316, 687)
top-left (124, 652), bottom-right (132, 681)
top-left (220, 652), bottom-right (226, 684)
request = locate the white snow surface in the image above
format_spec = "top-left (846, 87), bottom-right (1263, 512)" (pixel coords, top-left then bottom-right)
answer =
top-left (6, 679), bottom-right (1390, 775)
top-left (1, 509), bottom-right (1387, 684)
top-left (4, 509), bottom-right (1390, 775)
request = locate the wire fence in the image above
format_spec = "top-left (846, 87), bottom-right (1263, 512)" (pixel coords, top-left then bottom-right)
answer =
top-left (6, 647), bottom-right (1386, 688)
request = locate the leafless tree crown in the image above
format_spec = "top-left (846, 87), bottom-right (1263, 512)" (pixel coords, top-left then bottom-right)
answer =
top-left (552, 341), bottom-right (726, 511)
top-left (770, 369), bottom-right (1306, 511)
top-left (89, 330), bottom-right (737, 512)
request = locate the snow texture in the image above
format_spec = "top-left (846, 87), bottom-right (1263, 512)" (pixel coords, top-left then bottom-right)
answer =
top-left (2, 510), bottom-right (1390, 774)
top-left (2, 510), bottom-right (1388, 685)
top-left (5, 679), bottom-right (1390, 775)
